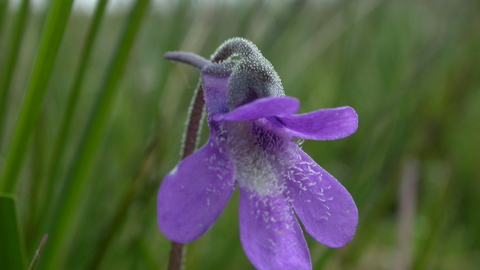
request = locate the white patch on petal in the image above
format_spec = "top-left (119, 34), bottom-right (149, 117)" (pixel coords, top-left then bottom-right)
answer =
top-left (223, 120), bottom-right (295, 196)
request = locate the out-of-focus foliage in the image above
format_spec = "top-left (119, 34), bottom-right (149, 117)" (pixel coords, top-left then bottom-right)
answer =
top-left (0, 0), bottom-right (478, 269)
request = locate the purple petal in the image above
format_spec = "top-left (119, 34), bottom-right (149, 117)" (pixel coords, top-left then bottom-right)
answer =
top-left (157, 137), bottom-right (235, 243)
top-left (215, 97), bottom-right (300, 121)
top-left (277, 106), bottom-right (358, 140)
top-left (239, 188), bottom-right (311, 270)
top-left (284, 150), bottom-right (358, 248)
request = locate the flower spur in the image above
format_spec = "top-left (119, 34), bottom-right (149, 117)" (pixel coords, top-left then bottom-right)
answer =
top-left (158, 38), bottom-right (358, 270)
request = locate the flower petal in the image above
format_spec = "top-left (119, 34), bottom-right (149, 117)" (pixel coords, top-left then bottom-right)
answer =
top-left (157, 137), bottom-right (235, 243)
top-left (284, 150), bottom-right (358, 248)
top-left (239, 187), bottom-right (311, 270)
top-left (215, 97), bottom-right (300, 121)
top-left (277, 106), bottom-right (358, 140)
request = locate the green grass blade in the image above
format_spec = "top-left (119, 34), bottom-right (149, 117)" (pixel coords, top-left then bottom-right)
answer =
top-left (41, 0), bottom-right (151, 268)
top-left (0, 0), bottom-right (75, 193)
top-left (0, 0), bottom-right (31, 146)
top-left (41, 0), bottom-right (109, 230)
top-left (0, 194), bottom-right (26, 270)
top-left (0, 0), bottom-right (8, 47)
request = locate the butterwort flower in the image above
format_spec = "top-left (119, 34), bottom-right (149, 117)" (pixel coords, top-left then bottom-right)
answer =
top-left (158, 38), bottom-right (358, 270)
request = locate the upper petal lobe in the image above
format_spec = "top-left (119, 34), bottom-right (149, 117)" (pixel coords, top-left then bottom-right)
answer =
top-left (215, 97), bottom-right (300, 121)
top-left (284, 149), bottom-right (358, 248)
top-left (157, 137), bottom-right (235, 243)
top-left (239, 187), bottom-right (311, 270)
top-left (277, 106), bottom-right (358, 140)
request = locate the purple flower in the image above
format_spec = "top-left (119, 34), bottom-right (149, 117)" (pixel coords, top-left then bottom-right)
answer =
top-left (158, 38), bottom-right (358, 270)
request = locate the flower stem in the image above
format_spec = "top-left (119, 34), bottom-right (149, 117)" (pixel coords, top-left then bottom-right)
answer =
top-left (168, 80), bottom-right (205, 270)
top-left (168, 242), bottom-right (186, 270)
top-left (163, 41), bottom-right (247, 269)
top-left (181, 83), bottom-right (205, 160)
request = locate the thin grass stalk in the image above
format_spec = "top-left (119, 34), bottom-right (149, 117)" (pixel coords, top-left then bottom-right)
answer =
top-left (412, 163), bottom-right (454, 269)
top-left (41, 0), bottom-right (151, 268)
top-left (26, 110), bottom-right (46, 247)
top-left (395, 158), bottom-right (418, 270)
top-left (0, 0), bottom-right (75, 193)
top-left (27, 234), bottom-right (48, 270)
top-left (0, 0), bottom-right (30, 144)
top-left (40, 0), bottom-right (109, 235)
top-left (88, 139), bottom-right (158, 270)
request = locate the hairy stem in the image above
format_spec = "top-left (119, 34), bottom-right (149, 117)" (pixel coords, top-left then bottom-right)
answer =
top-left (163, 43), bottom-right (240, 268)
top-left (167, 83), bottom-right (204, 270)
top-left (164, 52), bottom-right (207, 270)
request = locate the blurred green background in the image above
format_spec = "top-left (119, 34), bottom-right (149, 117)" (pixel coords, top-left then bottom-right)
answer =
top-left (0, 0), bottom-right (479, 269)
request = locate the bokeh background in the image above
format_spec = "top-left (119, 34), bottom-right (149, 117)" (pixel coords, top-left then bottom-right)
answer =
top-left (0, 0), bottom-right (479, 269)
